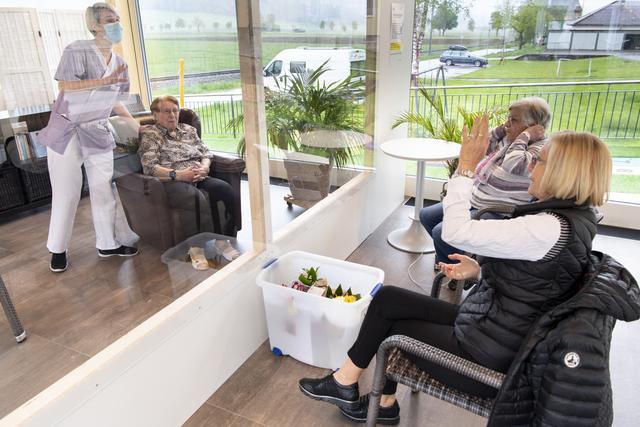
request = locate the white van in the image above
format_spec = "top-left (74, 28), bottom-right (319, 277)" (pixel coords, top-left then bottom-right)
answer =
top-left (263, 47), bottom-right (366, 91)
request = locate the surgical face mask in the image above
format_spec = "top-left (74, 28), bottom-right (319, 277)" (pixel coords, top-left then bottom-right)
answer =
top-left (103, 22), bottom-right (123, 44)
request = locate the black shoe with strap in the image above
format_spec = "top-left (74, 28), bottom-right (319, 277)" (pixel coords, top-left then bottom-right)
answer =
top-left (299, 372), bottom-right (359, 410)
top-left (98, 245), bottom-right (139, 258)
top-left (339, 393), bottom-right (400, 425)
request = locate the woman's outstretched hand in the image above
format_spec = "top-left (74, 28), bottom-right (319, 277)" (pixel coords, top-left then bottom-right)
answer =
top-left (458, 114), bottom-right (490, 173)
top-left (438, 254), bottom-right (481, 281)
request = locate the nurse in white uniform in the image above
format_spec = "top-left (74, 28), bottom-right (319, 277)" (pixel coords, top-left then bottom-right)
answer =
top-left (40, 2), bottom-right (139, 272)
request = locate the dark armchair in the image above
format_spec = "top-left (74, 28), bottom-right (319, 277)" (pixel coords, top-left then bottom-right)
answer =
top-left (114, 108), bottom-right (245, 251)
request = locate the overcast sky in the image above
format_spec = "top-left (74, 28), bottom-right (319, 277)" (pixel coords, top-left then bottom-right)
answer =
top-left (468, 0), bottom-right (613, 28)
top-left (2, 0), bottom-right (618, 26)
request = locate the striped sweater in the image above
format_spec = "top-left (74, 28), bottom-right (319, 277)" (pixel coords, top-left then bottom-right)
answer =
top-left (470, 125), bottom-right (547, 210)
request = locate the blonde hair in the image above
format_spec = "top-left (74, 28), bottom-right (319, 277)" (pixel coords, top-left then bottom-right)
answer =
top-left (85, 3), bottom-right (117, 35)
top-left (150, 95), bottom-right (180, 112)
top-left (539, 131), bottom-right (611, 206)
top-left (509, 97), bottom-right (551, 129)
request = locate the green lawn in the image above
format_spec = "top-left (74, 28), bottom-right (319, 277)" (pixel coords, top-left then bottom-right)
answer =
top-left (411, 57), bottom-right (640, 159)
top-left (144, 37), bottom-right (365, 77)
top-left (144, 39), bottom-right (299, 77)
top-left (161, 79), bottom-right (241, 96)
top-left (454, 56), bottom-right (640, 81)
top-left (148, 39), bottom-right (639, 194)
top-left (485, 45), bottom-right (543, 59)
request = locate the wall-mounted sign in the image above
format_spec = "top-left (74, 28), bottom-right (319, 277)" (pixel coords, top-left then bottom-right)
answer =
top-left (390, 3), bottom-right (404, 54)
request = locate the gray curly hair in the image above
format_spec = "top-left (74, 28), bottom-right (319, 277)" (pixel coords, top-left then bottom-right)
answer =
top-left (509, 97), bottom-right (552, 129)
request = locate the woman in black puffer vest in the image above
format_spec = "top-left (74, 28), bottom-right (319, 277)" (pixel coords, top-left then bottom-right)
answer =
top-left (299, 118), bottom-right (623, 426)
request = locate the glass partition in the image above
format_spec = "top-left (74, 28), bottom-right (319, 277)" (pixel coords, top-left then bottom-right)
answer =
top-left (250, 0), bottom-right (376, 235)
top-left (0, 0), bottom-right (250, 416)
top-left (0, 0), bottom-right (378, 417)
top-left (407, 0), bottom-right (640, 205)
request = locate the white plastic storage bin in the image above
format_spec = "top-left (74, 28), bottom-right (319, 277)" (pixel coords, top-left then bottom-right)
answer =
top-left (257, 251), bottom-right (384, 369)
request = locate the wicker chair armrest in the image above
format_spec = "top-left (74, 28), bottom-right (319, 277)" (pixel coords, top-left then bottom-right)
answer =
top-left (381, 335), bottom-right (504, 389)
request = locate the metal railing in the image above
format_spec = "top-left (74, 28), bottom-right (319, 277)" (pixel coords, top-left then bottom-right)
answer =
top-left (181, 80), bottom-right (640, 143)
top-left (182, 93), bottom-right (244, 138)
top-left (410, 80), bottom-right (640, 140)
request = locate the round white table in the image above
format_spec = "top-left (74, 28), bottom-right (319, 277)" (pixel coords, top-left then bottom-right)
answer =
top-left (381, 138), bottom-right (460, 253)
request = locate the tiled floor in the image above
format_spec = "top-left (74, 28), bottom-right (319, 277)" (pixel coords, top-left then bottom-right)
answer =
top-left (186, 204), bottom-right (640, 427)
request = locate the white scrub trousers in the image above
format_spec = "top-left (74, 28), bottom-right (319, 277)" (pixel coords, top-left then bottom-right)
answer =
top-left (46, 137), bottom-right (138, 253)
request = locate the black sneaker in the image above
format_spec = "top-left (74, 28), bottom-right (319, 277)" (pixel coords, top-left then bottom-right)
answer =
top-left (98, 245), bottom-right (139, 258)
top-left (50, 252), bottom-right (67, 273)
top-left (339, 393), bottom-right (400, 425)
top-left (299, 372), bottom-right (359, 410)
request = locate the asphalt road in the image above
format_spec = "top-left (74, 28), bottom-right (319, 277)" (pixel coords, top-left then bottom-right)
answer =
top-left (418, 48), bottom-right (515, 80)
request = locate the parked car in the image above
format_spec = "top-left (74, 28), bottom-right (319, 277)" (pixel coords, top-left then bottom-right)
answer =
top-left (448, 45), bottom-right (468, 51)
top-left (439, 50), bottom-right (488, 67)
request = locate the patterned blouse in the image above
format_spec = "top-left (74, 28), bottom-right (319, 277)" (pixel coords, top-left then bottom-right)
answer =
top-left (138, 123), bottom-right (210, 176)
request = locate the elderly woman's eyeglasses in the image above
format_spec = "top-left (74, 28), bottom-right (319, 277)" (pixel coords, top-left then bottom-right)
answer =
top-left (531, 154), bottom-right (546, 167)
top-left (157, 108), bottom-right (179, 115)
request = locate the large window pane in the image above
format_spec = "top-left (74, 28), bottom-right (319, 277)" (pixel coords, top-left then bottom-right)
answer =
top-left (408, 0), bottom-right (640, 204)
top-left (238, 0), bottom-right (377, 237)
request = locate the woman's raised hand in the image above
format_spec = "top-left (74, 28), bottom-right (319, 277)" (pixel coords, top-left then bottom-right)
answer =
top-left (438, 254), bottom-right (481, 281)
top-left (523, 124), bottom-right (545, 141)
top-left (458, 114), bottom-right (490, 172)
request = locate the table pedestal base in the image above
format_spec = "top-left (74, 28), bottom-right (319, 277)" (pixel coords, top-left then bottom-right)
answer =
top-left (387, 218), bottom-right (435, 254)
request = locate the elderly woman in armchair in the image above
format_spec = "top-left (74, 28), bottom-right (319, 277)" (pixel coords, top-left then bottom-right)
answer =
top-left (138, 95), bottom-right (240, 261)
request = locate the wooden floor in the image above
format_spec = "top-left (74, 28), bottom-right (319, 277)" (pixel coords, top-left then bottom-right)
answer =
top-left (186, 205), bottom-right (640, 427)
top-left (0, 181), bottom-right (304, 419)
top-left (0, 193), bottom-right (638, 425)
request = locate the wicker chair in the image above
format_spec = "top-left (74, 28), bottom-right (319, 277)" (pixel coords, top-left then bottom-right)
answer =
top-left (366, 335), bottom-right (505, 426)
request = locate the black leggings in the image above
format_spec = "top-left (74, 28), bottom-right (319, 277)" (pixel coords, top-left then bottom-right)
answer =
top-left (163, 177), bottom-right (237, 238)
top-left (347, 286), bottom-right (498, 398)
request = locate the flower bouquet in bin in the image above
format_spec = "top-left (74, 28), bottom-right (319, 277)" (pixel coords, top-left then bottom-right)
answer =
top-left (283, 266), bottom-right (362, 303)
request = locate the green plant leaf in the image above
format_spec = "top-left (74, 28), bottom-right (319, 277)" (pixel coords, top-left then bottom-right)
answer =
top-left (229, 61), bottom-right (365, 168)
top-left (393, 91), bottom-right (508, 177)
top-left (325, 286), bottom-right (334, 299)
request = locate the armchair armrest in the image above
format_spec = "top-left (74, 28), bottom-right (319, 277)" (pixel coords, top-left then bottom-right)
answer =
top-left (210, 152), bottom-right (246, 175)
top-left (208, 152), bottom-right (245, 232)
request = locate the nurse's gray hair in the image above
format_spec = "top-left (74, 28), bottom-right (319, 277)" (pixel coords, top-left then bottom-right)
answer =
top-left (85, 3), bottom-right (117, 35)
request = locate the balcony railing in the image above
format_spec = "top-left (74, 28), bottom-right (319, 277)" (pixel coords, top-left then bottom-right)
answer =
top-left (185, 80), bottom-right (640, 149)
top-left (410, 80), bottom-right (640, 140)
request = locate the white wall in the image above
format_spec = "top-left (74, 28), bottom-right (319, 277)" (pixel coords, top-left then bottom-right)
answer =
top-left (0, 0), bottom-right (416, 425)
top-left (597, 32), bottom-right (624, 50)
top-left (572, 32), bottom-right (598, 50)
top-left (548, 31), bottom-right (571, 49)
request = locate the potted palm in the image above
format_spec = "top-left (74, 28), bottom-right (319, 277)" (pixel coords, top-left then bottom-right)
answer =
top-left (229, 62), bottom-right (366, 208)
top-left (393, 88), bottom-right (505, 178)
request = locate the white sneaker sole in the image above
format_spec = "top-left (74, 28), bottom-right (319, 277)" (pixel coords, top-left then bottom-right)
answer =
top-left (98, 251), bottom-right (139, 258)
top-left (50, 264), bottom-right (67, 273)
